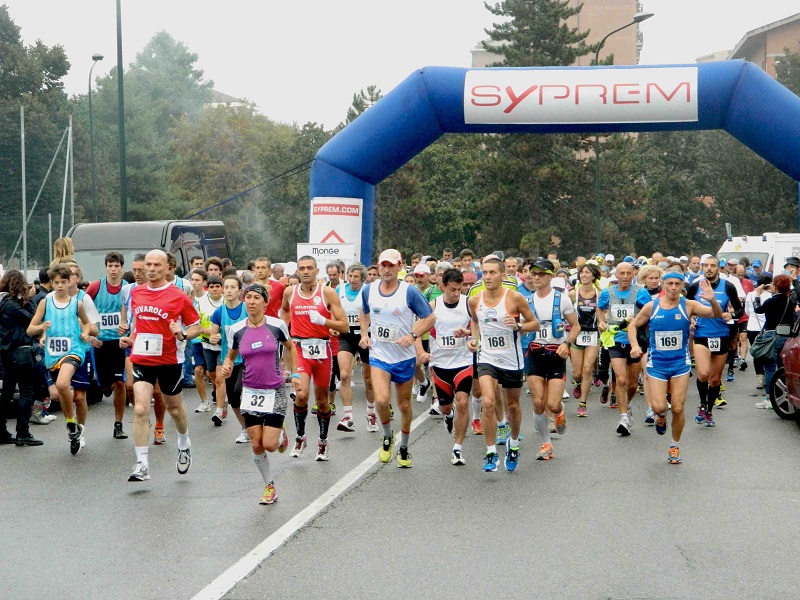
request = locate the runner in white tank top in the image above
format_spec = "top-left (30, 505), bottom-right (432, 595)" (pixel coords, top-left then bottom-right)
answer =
top-left (467, 257), bottom-right (539, 475)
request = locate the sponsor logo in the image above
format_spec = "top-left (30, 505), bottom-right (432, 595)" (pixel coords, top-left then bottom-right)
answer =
top-left (464, 67), bottom-right (698, 125)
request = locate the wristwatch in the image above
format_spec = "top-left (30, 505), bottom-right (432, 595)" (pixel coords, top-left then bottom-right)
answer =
top-left (411, 332), bottom-right (419, 340)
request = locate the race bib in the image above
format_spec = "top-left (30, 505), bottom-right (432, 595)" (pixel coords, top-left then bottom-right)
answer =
top-left (707, 337), bottom-right (721, 352)
top-left (300, 338), bottom-right (328, 359)
top-left (47, 336), bottom-right (71, 356)
top-left (610, 304), bottom-right (634, 321)
top-left (436, 333), bottom-right (465, 349)
top-left (346, 311), bottom-right (360, 326)
top-left (374, 321), bottom-right (400, 342)
top-left (133, 333), bottom-right (163, 356)
top-left (536, 322), bottom-right (551, 341)
top-left (242, 387), bottom-right (276, 414)
top-left (484, 330), bottom-right (512, 350)
top-left (577, 330), bottom-right (598, 347)
top-left (655, 330), bottom-right (683, 351)
top-left (99, 312), bottom-right (121, 329)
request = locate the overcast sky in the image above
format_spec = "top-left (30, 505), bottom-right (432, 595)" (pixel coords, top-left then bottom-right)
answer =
top-left (5, 1), bottom-right (799, 128)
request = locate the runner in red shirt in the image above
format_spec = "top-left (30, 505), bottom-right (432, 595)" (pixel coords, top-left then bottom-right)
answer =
top-left (281, 256), bottom-right (348, 461)
top-left (252, 257), bottom-right (286, 319)
top-left (120, 250), bottom-right (201, 483)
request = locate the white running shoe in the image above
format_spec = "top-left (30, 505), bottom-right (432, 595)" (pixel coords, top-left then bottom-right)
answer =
top-left (366, 413), bottom-right (379, 432)
top-left (235, 429), bottom-right (250, 443)
top-left (755, 398), bottom-right (772, 409)
top-left (128, 461), bottom-right (150, 482)
top-left (195, 401), bottom-right (211, 413)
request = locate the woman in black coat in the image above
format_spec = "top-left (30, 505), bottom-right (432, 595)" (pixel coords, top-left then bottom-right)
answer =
top-left (0, 270), bottom-right (43, 446)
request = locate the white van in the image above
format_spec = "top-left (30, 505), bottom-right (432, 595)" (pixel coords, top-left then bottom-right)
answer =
top-left (717, 232), bottom-right (800, 274)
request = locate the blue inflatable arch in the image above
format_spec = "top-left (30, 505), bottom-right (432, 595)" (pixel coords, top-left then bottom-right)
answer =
top-left (310, 60), bottom-right (800, 263)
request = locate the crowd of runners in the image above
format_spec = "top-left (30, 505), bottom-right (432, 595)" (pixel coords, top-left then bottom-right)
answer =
top-left (1, 240), bottom-right (796, 505)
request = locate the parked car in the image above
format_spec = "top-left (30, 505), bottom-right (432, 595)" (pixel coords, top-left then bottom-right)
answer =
top-left (770, 319), bottom-right (800, 420)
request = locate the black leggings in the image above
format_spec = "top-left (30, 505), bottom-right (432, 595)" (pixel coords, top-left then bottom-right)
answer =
top-left (1, 346), bottom-right (37, 435)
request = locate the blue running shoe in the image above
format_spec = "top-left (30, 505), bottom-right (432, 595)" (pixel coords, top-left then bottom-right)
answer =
top-left (496, 423), bottom-right (509, 446)
top-left (645, 408), bottom-right (655, 425)
top-left (483, 452), bottom-right (498, 472)
top-left (726, 369), bottom-right (734, 382)
top-left (504, 446), bottom-right (519, 472)
top-left (655, 413), bottom-right (667, 435)
top-left (695, 407), bottom-right (706, 424)
top-left (704, 413), bottom-right (716, 427)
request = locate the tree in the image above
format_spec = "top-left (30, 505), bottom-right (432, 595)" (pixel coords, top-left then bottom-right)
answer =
top-left (0, 4), bottom-right (72, 266)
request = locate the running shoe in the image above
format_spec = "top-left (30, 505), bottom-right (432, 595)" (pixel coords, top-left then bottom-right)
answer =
top-left (704, 413), bottom-right (715, 427)
top-left (667, 445), bottom-right (681, 464)
top-left (153, 426), bottom-right (166, 445)
top-left (483, 452), bottom-right (499, 472)
top-left (739, 360), bottom-right (748, 371)
top-left (194, 401), bottom-right (211, 413)
top-left (496, 422), bottom-right (509, 445)
top-left (637, 384), bottom-right (644, 396)
top-left (655, 413), bottom-right (667, 435)
top-left (451, 448), bottom-right (465, 466)
top-left (562, 389), bottom-right (569, 400)
top-left (177, 447), bottom-right (192, 474)
top-left (471, 419), bottom-right (483, 435)
top-left (714, 396), bottom-right (727, 408)
top-left (212, 408), bottom-right (223, 426)
top-left (30, 408), bottom-right (51, 425)
top-left (235, 429), bottom-right (250, 444)
top-left (260, 483), bottom-right (278, 505)
top-left (429, 401), bottom-right (443, 416)
top-left (535, 443), bottom-right (554, 460)
top-left (726, 369), bottom-right (735, 382)
top-left (114, 422), bottom-right (128, 439)
top-left (128, 461), bottom-right (150, 482)
top-left (609, 393), bottom-right (618, 409)
top-left (572, 381), bottom-right (582, 399)
top-left (504, 445), bottom-right (520, 472)
top-left (593, 377), bottom-right (602, 388)
top-left (555, 410), bottom-right (567, 435)
top-left (577, 404), bottom-right (588, 417)
top-left (695, 407), bottom-right (706, 424)
top-left (330, 401), bottom-right (336, 416)
top-left (290, 435), bottom-right (307, 458)
top-left (600, 386), bottom-right (609, 404)
top-left (278, 426), bottom-right (289, 453)
top-left (79, 427), bottom-right (86, 451)
top-left (549, 416), bottom-right (557, 434)
top-left (756, 374), bottom-right (765, 389)
top-left (315, 439), bottom-right (330, 461)
top-left (379, 434), bottom-right (394, 463)
top-left (416, 379), bottom-right (431, 403)
top-left (68, 423), bottom-right (82, 456)
top-left (445, 413), bottom-right (454, 434)
top-left (720, 382), bottom-right (726, 392)
top-left (366, 413), bottom-right (379, 433)
top-left (616, 414), bottom-right (631, 436)
top-left (336, 417), bottom-right (355, 432)
top-left (397, 446), bottom-right (412, 468)
top-left (644, 408), bottom-right (655, 425)
top-left (755, 398), bottom-right (772, 409)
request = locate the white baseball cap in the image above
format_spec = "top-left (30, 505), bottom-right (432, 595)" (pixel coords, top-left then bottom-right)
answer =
top-left (605, 254), bottom-right (615, 262)
top-left (413, 264), bottom-right (431, 275)
top-left (377, 249), bottom-right (402, 265)
top-left (552, 277), bottom-right (567, 291)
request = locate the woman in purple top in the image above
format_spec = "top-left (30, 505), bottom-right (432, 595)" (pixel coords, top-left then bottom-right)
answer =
top-left (221, 284), bottom-right (300, 505)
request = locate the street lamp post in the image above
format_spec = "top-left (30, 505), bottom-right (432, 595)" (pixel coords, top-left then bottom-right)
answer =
top-left (593, 11), bottom-right (654, 250)
top-left (88, 53), bottom-right (104, 222)
top-left (116, 0), bottom-right (128, 221)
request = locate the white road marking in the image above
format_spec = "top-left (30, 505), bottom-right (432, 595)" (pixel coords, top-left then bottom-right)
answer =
top-left (192, 410), bottom-right (431, 600)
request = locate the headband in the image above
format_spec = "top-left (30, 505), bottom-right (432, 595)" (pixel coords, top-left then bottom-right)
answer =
top-left (662, 272), bottom-right (685, 282)
top-left (245, 283), bottom-right (269, 301)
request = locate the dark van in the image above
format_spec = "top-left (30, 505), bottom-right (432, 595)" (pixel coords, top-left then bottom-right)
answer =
top-left (66, 220), bottom-right (231, 281)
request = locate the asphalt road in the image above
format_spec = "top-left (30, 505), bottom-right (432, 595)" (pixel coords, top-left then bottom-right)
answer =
top-left (2, 367), bottom-right (800, 600)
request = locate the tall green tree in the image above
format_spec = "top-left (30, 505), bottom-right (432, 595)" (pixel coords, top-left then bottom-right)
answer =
top-left (0, 4), bottom-right (72, 267)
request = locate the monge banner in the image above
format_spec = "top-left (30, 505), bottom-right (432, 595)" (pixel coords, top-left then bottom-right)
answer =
top-left (464, 67), bottom-right (698, 125)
